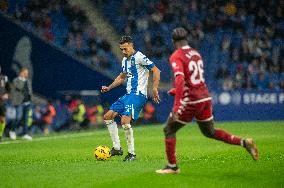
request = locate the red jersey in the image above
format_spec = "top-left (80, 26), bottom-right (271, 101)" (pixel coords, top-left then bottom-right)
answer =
top-left (169, 45), bottom-right (211, 113)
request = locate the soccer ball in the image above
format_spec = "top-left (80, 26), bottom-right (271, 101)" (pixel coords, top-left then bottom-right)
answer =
top-left (94, 146), bottom-right (111, 161)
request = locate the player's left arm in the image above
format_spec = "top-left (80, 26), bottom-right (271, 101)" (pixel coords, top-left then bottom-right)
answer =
top-left (140, 54), bottom-right (161, 103)
top-left (150, 66), bottom-right (161, 104)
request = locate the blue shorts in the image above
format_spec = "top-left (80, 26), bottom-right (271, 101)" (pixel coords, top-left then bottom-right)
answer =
top-left (110, 93), bottom-right (147, 120)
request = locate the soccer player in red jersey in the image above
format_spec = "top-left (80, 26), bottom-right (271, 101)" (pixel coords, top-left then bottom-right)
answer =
top-left (156, 27), bottom-right (259, 174)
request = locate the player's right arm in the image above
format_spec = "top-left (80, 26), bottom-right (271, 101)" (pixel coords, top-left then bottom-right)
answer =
top-left (101, 72), bottom-right (126, 93)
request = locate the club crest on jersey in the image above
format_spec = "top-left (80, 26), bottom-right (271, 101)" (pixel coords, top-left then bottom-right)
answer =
top-left (131, 58), bottom-right (135, 67)
top-left (172, 62), bottom-right (179, 69)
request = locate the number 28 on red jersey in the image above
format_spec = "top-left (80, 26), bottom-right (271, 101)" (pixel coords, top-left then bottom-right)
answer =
top-left (169, 45), bottom-right (210, 101)
top-left (170, 46), bottom-right (205, 86)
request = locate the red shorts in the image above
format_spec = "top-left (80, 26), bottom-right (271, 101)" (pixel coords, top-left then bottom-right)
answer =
top-left (175, 100), bottom-right (213, 123)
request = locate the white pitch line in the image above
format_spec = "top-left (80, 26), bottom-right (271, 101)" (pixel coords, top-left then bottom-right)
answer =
top-left (0, 131), bottom-right (98, 145)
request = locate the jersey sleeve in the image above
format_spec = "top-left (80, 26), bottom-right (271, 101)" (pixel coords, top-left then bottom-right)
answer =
top-left (139, 53), bottom-right (155, 70)
top-left (169, 54), bottom-right (184, 77)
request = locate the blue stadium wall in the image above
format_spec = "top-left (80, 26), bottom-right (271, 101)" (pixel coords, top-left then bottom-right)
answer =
top-left (1, 15), bottom-right (283, 122)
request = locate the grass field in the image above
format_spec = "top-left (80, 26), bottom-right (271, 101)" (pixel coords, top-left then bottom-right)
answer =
top-left (0, 121), bottom-right (284, 188)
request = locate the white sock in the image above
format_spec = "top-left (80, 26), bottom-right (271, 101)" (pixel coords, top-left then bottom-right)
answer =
top-left (168, 163), bottom-right (177, 168)
top-left (105, 120), bottom-right (120, 150)
top-left (122, 124), bottom-right (135, 155)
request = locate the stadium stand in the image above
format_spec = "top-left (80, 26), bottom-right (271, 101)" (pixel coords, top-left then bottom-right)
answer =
top-left (0, 0), bottom-right (118, 75)
top-left (3, 0), bottom-right (283, 88)
top-left (94, 0), bottom-right (284, 89)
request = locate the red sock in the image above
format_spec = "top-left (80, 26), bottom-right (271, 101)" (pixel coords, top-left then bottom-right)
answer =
top-left (214, 129), bottom-right (241, 145)
top-left (165, 138), bottom-right (177, 164)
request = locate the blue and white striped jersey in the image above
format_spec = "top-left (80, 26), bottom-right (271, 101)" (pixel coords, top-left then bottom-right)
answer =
top-left (121, 51), bottom-right (155, 97)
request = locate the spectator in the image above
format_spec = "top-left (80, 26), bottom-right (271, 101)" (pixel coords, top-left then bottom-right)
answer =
top-left (0, 66), bottom-right (9, 141)
top-left (215, 63), bottom-right (230, 87)
top-left (10, 68), bottom-right (33, 140)
top-left (71, 99), bottom-right (86, 129)
top-left (138, 102), bottom-right (157, 124)
top-left (4, 102), bottom-right (16, 137)
top-left (255, 71), bottom-right (269, 90)
top-left (41, 100), bottom-right (56, 134)
top-left (30, 105), bottom-right (43, 134)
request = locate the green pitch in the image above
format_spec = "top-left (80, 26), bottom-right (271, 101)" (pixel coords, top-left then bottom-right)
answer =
top-left (0, 121), bottom-right (284, 188)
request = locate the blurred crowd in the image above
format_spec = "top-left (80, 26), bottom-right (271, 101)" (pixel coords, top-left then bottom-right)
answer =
top-left (1, 0), bottom-right (283, 89)
top-left (3, 96), bottom-right (107, 139)
top-left (95, 0), bottom-right (284, 90)
top-left (0, 0), bottom-right (115, 71)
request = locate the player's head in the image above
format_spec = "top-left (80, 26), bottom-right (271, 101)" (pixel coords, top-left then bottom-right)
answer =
top-left (119, 35), bottom-right (135, 58)
top-left (171, 27), bottom-right (188, 49)
top-left (19, 67), bottom-right (29, 79)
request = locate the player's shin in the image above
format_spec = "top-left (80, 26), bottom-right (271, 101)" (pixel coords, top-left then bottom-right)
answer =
top-left (122, 124), bottom-right (135, 155)
top-left (165, 137), bottom-right (177, 165)
top-left (214, 128), bottom-right (242, 145)
top-left (163, 117), bottom-right (185, 166)
top-left (105, 120), bottom-right (121, 149)
top-left (198, 121), bottom-right (242, 146)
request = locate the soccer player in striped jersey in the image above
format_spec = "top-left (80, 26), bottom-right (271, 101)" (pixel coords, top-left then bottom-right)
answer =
top-left (101, 36), bottom-right (161, 161)
top-left (156, 27), bottom-right (258, 174)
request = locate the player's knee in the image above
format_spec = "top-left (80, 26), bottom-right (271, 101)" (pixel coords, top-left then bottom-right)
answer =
top-left (103, 113), bottom-right (110, 120)
top-left (103, 111), bottom-right (115, 121)
top-left (202, 129), bottom-right (214, 138)
top-left (198, 121), bottom-right (215, 138)
top-left (163, 125), bottom-right (176, 138)
top-left (104, 119), bottom-right (114, 126)
top-left (122, 124), bottom-right (131, 130)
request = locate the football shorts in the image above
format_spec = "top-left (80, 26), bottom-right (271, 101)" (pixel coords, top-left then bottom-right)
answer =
top-left (176, 100), bottom-right (213, 124)
top-left (110, 93), bottom-right (147, 120)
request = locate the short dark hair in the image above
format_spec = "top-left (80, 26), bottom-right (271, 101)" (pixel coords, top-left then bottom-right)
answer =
top-left (119, 35), bottom-right (133, 44)
top-left (172, 27), bottom-right (188, 42)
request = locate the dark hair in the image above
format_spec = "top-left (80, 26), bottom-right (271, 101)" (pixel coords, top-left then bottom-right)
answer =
top-left (172, 27), bottom-right (188, 42)
top-left (119, 35), bottom-right (133, 44)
